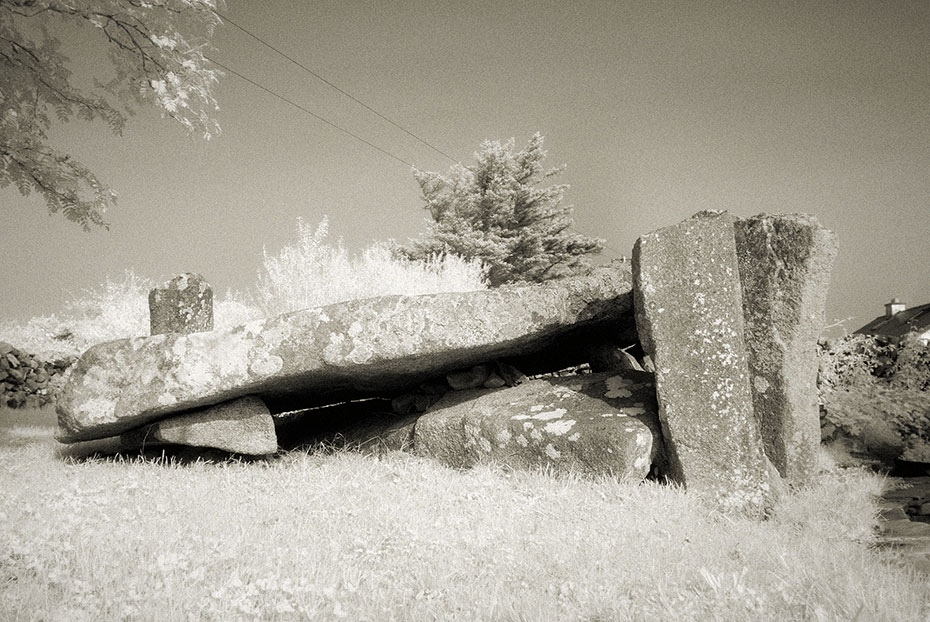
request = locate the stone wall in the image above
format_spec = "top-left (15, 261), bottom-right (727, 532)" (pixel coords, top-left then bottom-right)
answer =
top-left (0, 342), bottom-right (74, 409)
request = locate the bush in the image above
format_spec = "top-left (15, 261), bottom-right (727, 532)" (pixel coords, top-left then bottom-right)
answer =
top-left (0, 270), bottom-right (154, 360)
top-left (818, 332), bottom-right (930, 462)
top-left (251, 216), bottom-right (487, 316)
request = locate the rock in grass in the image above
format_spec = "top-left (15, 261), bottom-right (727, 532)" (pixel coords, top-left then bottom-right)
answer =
top-left (149, 272), bottom-right (213, 336)
top-left (412, 371), bottom-right (662, 479)
top-left (57, 266), bottom-right (634, 443)
top-left (735, 214), bottom-right (837, 486)
top-left (633, 211), bottom-right (773, 516)
top-left (120, 396), bottom-right (276, 455)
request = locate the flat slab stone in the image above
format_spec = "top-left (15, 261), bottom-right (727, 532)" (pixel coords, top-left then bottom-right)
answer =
top-left (633, 211), bottom-right (773, 516)
top-left (412, 371), bottom-right (663, 479)
top-left (735, 214), bottom-right (837, 486)
top-left (57, 266), bottom-right (633, 443)
top-left (120, 396), bottom-right (277, 455)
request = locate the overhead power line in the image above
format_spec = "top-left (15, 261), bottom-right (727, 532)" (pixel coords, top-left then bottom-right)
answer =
top-left (206, 56), bottom-right (415, 167)
top-left (212, 7), bottom-right (458, 164)
top-left (209, 56), bottom-right (628, 256)
top-left (207, 13), bottom-right (626, 256)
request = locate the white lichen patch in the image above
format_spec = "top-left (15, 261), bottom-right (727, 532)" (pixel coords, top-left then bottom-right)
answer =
top-left (75, 397), bottom-right (117, 423)
top-left (604, 376), bottom-right (633, 399)
top-left (543, 419), bottom-right (576, 436)
top-left (634, 456), bottom-right (649, 469)
top-left (478, 437), bottom-right (492, 453)
top-left (635, 431), bottom-right (650, 448)
top-left (322, 333), bottom-right (345, 361)
top-left (753, 375), bottom-right (770, 394)
top-left (512, 408), bottom-right (567, 422)
top-left (567, 432), bottom-right (581, 442)
top-left (347, 341), bottom-right (373, 365)
top-left (157, 392), bottom-right (177, 406)
top-left (530, 405), bottom-right (545, 412)
top-left (516, 434), bottom-right (528, 447)
top-left (544, 444), bottom-right (561, 459)
top-left (601, 412), bottom-right (628, 418)
top-left (621, 406), bottom-right (647, 416)
top-left (496, 429), bottom-right (512, 447)
top-left (522, 422), bottom-right (534, 431)
top-left (249, 354), bottom-right (284, 377)
top-left (530, 428), bottom-right (543, 441)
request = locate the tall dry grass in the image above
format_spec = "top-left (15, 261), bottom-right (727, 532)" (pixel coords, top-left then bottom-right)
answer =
top-left (1, 407), bottom-right (927, 621)
top-left (252, 216), bottom-right (487, 316)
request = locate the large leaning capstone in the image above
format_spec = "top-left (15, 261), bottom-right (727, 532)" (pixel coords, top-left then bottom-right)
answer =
top-left (633, 211), bottom-right (773, 516)
top-left (734, 214), bottom-right (837, 486)
top-left (57, 266), bottom-right (634, 443)
top-left (149, 272), bottom-right (213, 335)
top-left (413, 371), bottom-right (663, 479)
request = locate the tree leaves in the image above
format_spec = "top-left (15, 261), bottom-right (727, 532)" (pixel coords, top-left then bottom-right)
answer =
top-left (0, 0), bottom-right (224, 228)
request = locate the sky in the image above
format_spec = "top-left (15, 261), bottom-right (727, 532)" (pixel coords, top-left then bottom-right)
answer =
top-left (2, 0), bottom-right (929, 334)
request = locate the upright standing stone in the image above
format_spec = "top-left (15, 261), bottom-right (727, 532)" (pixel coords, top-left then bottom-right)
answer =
top-left (149, 273), bottom-right (213, 335)
top-left (633, 211), bottom-right (773, 516)
top-left (734, 214), bottom-right (837, 487)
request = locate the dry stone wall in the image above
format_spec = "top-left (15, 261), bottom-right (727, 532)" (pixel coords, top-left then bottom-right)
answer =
top-left (0, 342), bottom-right (74, 409)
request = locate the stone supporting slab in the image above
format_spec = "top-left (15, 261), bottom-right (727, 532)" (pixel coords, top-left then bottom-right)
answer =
top-left (120, 395), bottom-right (277, 455)
top-left (735, 214), bottom-right (837, 486)
top-left (633, 211), bottom-right (773, 516)
top-left (413, 371), bottom-right (663, 479)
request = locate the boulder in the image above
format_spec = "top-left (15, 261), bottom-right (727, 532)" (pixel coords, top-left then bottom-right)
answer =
top-left (57, 266), bottom-right (634, 443)
top-left (413, 371), bottom-right (663, 479)
top-left (120, 396), bottom-right (277, 455)
top-left (633, 211), bottom-right (774, 516)
top-left (149, 272), bottom-right (213, 335)
top-left (585, 343), bottom-right (644, 372)
top-left (735, 214), bottom-right (837, 486)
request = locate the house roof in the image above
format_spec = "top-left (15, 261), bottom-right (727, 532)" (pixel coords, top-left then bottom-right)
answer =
top-left (855, 302), bottom-right (930, 340)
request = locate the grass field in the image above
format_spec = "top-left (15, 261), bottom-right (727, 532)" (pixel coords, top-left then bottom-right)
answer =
top-left (2, 406), bottom-right (928, 621)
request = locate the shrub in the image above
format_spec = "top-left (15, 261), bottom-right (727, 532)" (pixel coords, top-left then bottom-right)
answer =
top-left (818, 332), bottom-right (930, 461)
top-left (251, 216), bottom-right (487, 316)
top-left (0, 270), bottom-right (154, 360)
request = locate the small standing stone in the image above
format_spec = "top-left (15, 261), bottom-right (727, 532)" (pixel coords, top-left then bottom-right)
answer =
top-left (633, 211), bottom-right (773, 517)
top-left (149, 272), bottom-right (213, 335)
top-left (734, 214), bottom-right (837, 487)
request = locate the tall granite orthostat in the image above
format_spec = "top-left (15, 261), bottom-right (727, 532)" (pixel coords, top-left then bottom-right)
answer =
top-left (57, 266), bottom-right (635, 443)
top-left (735, 214), bottom-right (837, 486)
top-left (633, 211), bottom-right (773, 516)
top-left (149, 272), bottom-right (213, 335)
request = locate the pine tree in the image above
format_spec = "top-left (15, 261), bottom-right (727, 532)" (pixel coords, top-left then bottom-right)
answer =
top-left (400, 133), bottom-right (603, 286)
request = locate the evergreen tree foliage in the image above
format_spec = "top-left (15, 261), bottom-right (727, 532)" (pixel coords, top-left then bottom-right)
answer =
top-left (400, 133), bottom-right (604, 286)
top-left (0, 0), bottom-right (224, 229)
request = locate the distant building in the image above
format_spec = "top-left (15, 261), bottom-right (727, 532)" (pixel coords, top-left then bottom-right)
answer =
top-left (855, 298), bottom-right (930, 345)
